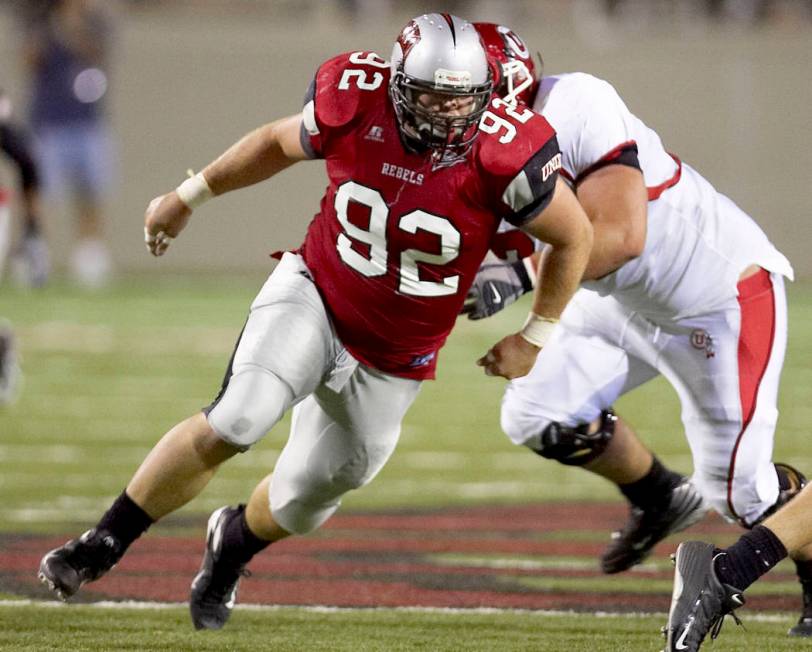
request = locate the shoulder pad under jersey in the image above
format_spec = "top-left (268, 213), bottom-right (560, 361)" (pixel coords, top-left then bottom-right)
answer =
top-left (536, 73), bottom-right (639, 181)
top-left (476, 99), bottom-right (561, 226)
top-left (301, 51), bottom-right (390, 157)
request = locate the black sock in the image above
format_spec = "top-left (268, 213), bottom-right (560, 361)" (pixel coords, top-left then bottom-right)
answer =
top-left (619, 456), bottom-right (683, 510)
top-left (220, 505), bottom-right (272, 566)
top-left (714, 525), bottom-right (788, 591)
top-left (96, 491), bottom-right (154, 550)
top-left (795, 559), bottom-right (812, 583)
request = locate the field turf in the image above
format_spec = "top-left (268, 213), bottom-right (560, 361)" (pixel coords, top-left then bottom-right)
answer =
top-left (1, 274), bottom-right (810, 651)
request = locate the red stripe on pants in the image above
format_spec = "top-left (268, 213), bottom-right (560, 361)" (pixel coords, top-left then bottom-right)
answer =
top-left (726, 269), bottom-right (776, 523)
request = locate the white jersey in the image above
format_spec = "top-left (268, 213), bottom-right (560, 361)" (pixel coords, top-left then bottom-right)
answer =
top-left (533, 72), bottom-right (793, 321)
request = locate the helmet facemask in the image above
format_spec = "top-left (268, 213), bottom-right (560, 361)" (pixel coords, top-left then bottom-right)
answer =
top-left (390, 69), bottom-right (492, 165)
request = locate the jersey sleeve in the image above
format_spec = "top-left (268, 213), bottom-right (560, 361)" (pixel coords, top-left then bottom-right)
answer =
top-left (477, 102), bottom-right (563, 228)
top-left (300, 51), bottom-right (387, 160)
top-left (499, 134), bottom-right (561, 226)
top-left (540, 74), bottom-right (641, 185)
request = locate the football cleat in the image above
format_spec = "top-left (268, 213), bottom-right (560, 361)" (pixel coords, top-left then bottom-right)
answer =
top-left (602, 478), bottom-right (707, 574)
top-left (189, 505), bottom-right (250, 630)
top-left (664, 541), bottom-right (745, 651)
top-left (788, 578), bottom-right (812, 637)
top-left (38, 529), bottom-right (123, 600)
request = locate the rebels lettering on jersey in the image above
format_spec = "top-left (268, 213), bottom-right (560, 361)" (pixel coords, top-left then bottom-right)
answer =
top-left (298, 51), bottom-right (560, 379)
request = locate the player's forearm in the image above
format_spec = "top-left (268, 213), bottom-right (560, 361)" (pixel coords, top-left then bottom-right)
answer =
top-left (200, 115), bottom-right (305, 197)
top-left (531, 225), bottom-right (591, 319)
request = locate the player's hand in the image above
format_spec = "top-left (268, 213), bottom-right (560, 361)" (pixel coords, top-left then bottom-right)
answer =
top-left (462, 257), bottom-right (533, 320)
top-left (143, 192), bottom-right (192, 257)
top-left (477, 333), bottom-right (540, 379)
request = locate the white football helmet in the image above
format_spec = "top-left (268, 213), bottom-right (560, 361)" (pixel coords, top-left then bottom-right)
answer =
top-left (390, 13), bottom-right (492, 165)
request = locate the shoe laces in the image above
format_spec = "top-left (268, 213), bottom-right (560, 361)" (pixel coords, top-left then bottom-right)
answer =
top-left (614, 500), bottom-right (667, 538)
top-left (71, 530), bottom-right (122, 574)
top-left (709, 607), bottom-right (744, 640)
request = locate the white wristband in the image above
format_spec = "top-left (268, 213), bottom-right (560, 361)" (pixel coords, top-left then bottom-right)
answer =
top-left (520, 313), bottom-right (559, 348)
top-left (175, 171), bottom-right (214, 210)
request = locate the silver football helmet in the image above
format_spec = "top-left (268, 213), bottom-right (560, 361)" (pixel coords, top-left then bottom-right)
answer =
top-left (390, 13), bottom-right (493, 164)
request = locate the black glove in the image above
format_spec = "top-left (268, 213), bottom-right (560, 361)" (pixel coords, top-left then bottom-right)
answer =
top-left (462, 258), bottom-right (533, 320)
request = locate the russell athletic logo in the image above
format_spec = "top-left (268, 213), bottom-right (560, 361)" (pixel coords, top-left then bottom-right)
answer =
top-left (365, 125), bottom-right (385, 142)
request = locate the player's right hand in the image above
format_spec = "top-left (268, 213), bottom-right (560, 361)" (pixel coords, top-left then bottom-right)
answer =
top-left (477, 333), bottom-right (540, 379)
top-left (143, 192), bottom-right (192, 257)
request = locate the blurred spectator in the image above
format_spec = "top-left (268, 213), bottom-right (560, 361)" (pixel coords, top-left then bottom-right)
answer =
top-left (0, 85), bottom-right (48, 407)
top-left (0, 86), bottom-right (48, 287)
top-left (22, 0), bottom-right (117, 288)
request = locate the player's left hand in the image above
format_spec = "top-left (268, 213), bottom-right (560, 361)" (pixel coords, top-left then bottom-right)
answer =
top-left (477, 333), bottom-right (540, 379)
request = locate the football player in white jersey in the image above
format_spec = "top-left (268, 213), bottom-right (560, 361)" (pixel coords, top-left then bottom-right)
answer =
top-left (471, 22), bottom-right (810, 635)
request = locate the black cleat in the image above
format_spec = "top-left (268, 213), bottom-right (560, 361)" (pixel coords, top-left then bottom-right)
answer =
top-left (190, 505), bottom-right (250, 630)
top-left (789, 578), bottom-right (812, 637)
top-left (664, 541), bottom-right (745, 652)
top-left (37, 529), bottom-right (123, 601)
top-left (602, 478), bottom-right (707, 574)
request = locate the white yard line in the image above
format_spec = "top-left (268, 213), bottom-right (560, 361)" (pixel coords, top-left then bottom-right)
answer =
top-left (0, 599), bottom-right (794, 622)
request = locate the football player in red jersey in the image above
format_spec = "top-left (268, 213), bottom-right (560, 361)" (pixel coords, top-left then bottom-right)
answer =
top-left (469, 22), bottom-right (809, 642)
top-left (38, 14), bottom-right (593, 630)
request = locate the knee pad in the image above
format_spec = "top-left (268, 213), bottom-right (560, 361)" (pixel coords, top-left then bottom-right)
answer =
top-left (270, 429), bottom-right (397, 535)
top-left (533, 409), bottom-right (616, 466)
top-left (269, 446), bottom-right (375, 535)
top-left (207, 366), bottom-right (293, 449)
top-left (271, 495), bottom-right (341, 536)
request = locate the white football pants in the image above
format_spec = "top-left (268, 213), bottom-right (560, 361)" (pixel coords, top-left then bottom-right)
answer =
top-left (206, 252), bottom-right (421, 535)
top-left (502, 272), bottom-right (787, 526)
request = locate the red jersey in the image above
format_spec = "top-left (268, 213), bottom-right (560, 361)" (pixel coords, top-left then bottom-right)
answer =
top-left (299, 51), bottom-right (561, 379)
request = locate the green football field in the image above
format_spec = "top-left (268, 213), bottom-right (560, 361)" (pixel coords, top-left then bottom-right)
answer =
top-left (1, 274), bottom-right (810, 651)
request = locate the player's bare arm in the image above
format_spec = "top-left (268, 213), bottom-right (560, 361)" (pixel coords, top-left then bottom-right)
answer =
top-left (144, 113), bottom-right (307, 256)
top-left (478, 177), bottom-right (593, 379)
top-left (575, 157), bottom-right (647, 280)
top-left (521, 177), bottom-right (593, 319)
